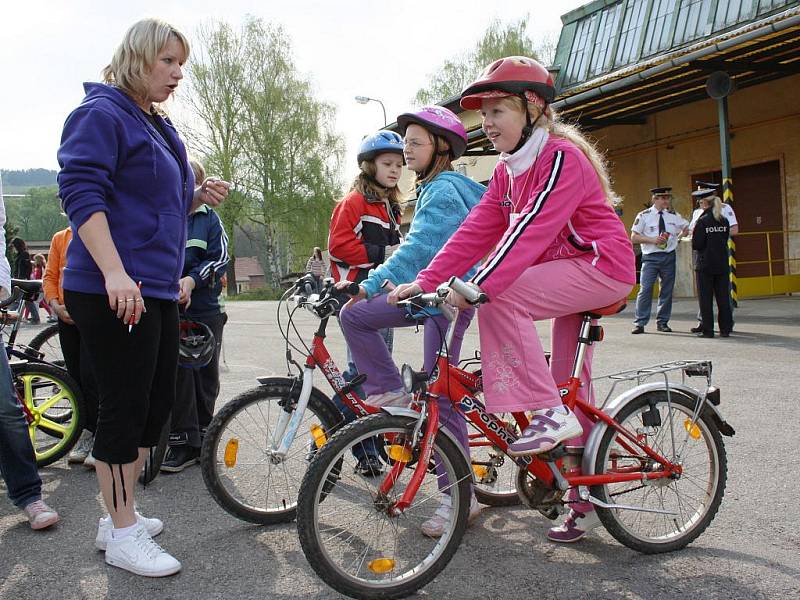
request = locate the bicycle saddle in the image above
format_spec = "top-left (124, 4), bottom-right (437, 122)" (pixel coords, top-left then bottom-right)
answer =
top-left (11, 279), bottom-right (43, 294)
top-left (584, 298), bottom-right (627, 319)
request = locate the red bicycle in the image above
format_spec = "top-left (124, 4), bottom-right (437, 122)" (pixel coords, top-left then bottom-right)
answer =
top-left (296, 277), bottom-right (734, 600)
top-left (201, 276), bottom-right (520, 525)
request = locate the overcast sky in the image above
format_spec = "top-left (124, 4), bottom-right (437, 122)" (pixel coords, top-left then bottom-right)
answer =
top-left (0, 0), bottom-right (584, 181)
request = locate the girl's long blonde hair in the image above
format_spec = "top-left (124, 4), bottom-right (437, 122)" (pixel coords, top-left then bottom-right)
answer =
top-left (502, 96), bottom-right (619, 207)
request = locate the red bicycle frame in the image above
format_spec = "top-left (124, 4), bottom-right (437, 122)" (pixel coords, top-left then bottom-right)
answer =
top-left (381, 303), bottom-right (682, 514)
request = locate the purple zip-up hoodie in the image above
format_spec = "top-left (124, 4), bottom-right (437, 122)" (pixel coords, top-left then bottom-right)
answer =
top-left (57, 83), bottom-right (194, 301)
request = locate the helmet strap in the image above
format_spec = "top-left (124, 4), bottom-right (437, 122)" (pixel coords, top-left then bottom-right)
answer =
top-left (509, 95), bottom-right (547, 155)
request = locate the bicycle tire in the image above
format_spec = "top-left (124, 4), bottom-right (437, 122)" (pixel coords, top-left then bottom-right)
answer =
top-left (591, 391), bottom-right (727, 554)
top-left (297, 413), bottom-right (471, 600)
top-left (201, 382), bottom-right (341, 525)
top-left (470, 411), bottom-right (521, 507)
top-left (13, 362), bottom-right (84, 467)
top-left (27, 323), bottom-right (65, 367)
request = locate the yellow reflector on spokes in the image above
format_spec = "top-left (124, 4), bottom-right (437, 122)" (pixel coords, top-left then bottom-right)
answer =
top-left (368, 558), bottom-right (396, 573)
top-left (472, 464), bottom-right (488, 478)
top-left (310, 423), bottom-right (327, 449)
top-left (684, 419), bottom-right (701, 440)
top-left (224, 438), bottom-right (239, 467)
top-left (387, 445), bottom-right (412, 462)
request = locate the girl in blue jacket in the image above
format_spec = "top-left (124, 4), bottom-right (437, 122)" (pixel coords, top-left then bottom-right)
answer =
top-left (337, 106), bottom-right (485, 537)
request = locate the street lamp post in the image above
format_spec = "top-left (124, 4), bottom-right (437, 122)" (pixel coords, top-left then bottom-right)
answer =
top-left (355, 95), bottom-right (387, 127)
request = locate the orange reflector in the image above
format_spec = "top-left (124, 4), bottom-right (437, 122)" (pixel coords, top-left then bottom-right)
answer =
top-left (367, 558), bottom-right (396, 573)
top-left (224, 438), bottom-right (239, 467)
top-left (387, 445), bottom-right (412, 462)
top-left (472, 464), bottom-right (489, 479)
top-left (310, 423), bottom-right (327, 449)
top-left (684, 419), bottom-right (701, 440)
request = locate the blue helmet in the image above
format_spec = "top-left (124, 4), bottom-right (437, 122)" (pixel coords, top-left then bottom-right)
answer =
top-left (357, 131), bottom-right (404, 166)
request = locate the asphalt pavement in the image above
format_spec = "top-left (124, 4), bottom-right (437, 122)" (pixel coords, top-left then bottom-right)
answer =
top-left (1, 295), bottom-right (798, 600)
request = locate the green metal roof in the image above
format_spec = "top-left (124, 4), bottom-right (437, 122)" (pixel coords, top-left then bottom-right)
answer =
top-left (554, 0), bottom-right (800, 92)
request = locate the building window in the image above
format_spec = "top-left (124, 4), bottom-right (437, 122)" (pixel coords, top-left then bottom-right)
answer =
top-left (615, 0), bottom-right (650, 66)
top-left (673, 0), bottom-right (714, 45)
top-left (642, 0), bottom-right (678, 56)
top-left (588, 3), bottom-right (624, 76)
top-left (714, 0), bottom-right (757, 30)
top-left (757, 0), bottom-right (792, 14)
top-left (565, 13), bottom-right (599, 84)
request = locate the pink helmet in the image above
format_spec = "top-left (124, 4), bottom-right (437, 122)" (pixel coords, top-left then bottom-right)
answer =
top-left (396, 106), bottom-right (468, 159)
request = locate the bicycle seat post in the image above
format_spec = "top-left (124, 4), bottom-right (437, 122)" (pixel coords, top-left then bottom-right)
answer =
top-left (570, 313), bottom-right (595, 381)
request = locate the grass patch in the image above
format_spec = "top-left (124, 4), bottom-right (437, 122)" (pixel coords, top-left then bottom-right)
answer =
top-left (224, 287), bottom-right (286, 301)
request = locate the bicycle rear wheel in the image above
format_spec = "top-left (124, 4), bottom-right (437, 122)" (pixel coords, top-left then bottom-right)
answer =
top-left (27, 323), bottom-right (65, 367)
top-left (13, 362), bottom-right (83, 467)
top-left (201, 382), bottom-right (341, 524)
top-left (297, 413), bottom-right (471, 600)
top-left (591, 391), bottom-right (727, 554)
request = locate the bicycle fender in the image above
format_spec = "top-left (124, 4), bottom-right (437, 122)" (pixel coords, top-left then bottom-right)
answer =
top-left (380, 407), bottom-right (471, 466)
top-left (582, 382), bottom-right (734, 476)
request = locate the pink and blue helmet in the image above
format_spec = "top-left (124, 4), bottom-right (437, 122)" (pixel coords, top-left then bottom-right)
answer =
top-left (396, 106), bottom-right (468, 159)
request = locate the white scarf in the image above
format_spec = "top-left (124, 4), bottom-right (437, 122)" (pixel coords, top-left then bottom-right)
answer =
top-left (498, 127), bottom-right (549, 178)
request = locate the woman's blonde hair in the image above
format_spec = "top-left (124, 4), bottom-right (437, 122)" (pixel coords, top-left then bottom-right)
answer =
top-left (103, 18), bottom-right (190, 107)
top-left (350, 159), bottom-right (404, 209)
top-left (703, 195), bottom-right (723, 221)
top-left (500, 96), bottom-right (619, 207)
top-left (189, 158), bottom-right (206, 184)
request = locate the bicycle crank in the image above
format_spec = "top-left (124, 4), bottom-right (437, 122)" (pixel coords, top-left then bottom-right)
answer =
top-left (515, 467), bottom-right (565, 520)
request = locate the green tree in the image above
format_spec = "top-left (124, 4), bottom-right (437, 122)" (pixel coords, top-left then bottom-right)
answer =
top-left (184, 18), bottom-right (343, 288)
top-left (414, 17), bottom-right (543, 105)
top-left (183, 21), bottom-right (248, 294)
top-left (3, 186), bottom-right (67, 242)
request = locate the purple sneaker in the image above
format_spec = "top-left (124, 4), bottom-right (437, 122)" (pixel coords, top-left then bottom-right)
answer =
top-left (507, 407), bottom-right (582, 457)
top-left (547, 509), bottom-right (601, 543)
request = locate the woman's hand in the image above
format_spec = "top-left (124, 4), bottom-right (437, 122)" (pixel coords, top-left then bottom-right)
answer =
top-left (387, 282), bottom-right (422, 305)
top-left (178, 276), bottom-right (196, 308)
top-left (104, 270), bottom-right (145, 325)
top-left (50, 300), bottom-right (74, 325)
top-left (195, 177), bottom-right (231, 208)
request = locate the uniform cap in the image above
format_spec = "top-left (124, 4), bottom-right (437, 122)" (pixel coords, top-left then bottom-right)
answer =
top-left (650, 186), bottom-right (672, 195)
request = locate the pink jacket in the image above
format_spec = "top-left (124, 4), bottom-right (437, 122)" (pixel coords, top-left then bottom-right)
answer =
top-left (416, 135), bottom-right (635, 299)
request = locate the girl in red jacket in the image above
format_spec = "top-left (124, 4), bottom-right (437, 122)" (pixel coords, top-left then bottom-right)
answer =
top-left (326, 131), bottom-right (404, 477)
top-left (392, 57), bottom-right (636, 543)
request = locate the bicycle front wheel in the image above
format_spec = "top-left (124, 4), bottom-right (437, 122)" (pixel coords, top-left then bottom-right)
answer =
top-left (591, 391), bottom-right (727, 553)
top-left (13, 363), bottom-right (83, 467)
top-left (201, 382), bottom-right (341, 525)
top-left (297, 413), bottom-right (472, 600)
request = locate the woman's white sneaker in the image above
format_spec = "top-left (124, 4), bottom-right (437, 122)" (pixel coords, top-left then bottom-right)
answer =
top-left (104, 524), bottom-right (181, 577)
top-left (95, 512), bottom-right (164, 550)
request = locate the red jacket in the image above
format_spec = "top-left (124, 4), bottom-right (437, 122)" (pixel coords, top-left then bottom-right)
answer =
top-left (327, 190), bottom-right (401, 283)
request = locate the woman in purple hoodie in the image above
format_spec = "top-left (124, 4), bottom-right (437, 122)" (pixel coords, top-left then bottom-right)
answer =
top-left (57, 18), bottom-right (229, 577)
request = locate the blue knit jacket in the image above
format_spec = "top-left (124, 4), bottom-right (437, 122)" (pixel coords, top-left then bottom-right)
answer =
top-left (360, 171), bottom-right (485, 299)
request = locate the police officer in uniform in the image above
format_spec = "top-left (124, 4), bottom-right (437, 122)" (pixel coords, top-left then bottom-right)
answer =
top-left (688, 182), bottom-right (738, 333)
top-left (631, 187), bottom-right (689, 334)
top-left (692, 188), bottom-right (733, 338)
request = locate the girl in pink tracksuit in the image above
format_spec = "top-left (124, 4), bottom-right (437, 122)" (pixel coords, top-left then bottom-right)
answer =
top-left (391, 56), bottom-right (636, 543)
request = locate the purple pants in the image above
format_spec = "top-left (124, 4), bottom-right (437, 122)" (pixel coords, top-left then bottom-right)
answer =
top-left (340, 295), bottom-right (475, 491)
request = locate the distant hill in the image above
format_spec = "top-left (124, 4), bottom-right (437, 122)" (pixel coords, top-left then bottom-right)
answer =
top-left (1, 169), bottom-right (58, 189)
